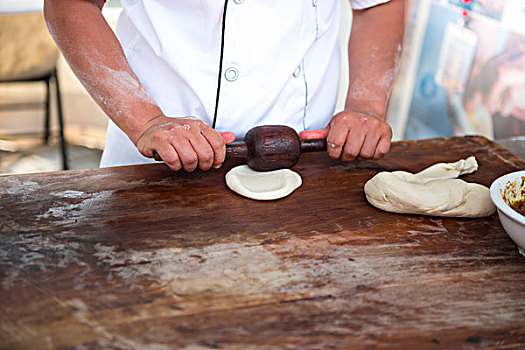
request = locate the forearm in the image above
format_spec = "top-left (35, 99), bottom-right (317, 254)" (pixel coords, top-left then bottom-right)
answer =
top-left (44, 0), bottom-right (162, 144)
top-left (346, 0), bottom-right (405, 118)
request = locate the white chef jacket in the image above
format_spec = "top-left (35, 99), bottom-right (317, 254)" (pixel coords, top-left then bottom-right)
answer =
top-left (0, 0), bottom-right (43, 13)
top-left (100, 0), bottom-right (390, 167)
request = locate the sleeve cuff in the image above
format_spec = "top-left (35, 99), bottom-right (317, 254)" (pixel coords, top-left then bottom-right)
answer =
top-left (349, 0), bottom-right (391, 10)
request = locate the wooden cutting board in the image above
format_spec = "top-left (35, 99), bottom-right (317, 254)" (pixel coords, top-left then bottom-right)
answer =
top-left (1, 136), bottom-right (525, 349)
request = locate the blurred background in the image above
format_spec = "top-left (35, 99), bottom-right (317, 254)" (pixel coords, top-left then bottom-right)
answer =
top-left (388, 0), bottom-right (525, 144)
top-left (0, 0), bottom-right (524, 175)
top-left (0, 0), bottom-right (120, 174)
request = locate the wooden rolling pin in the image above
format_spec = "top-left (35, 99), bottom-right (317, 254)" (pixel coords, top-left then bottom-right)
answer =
top-left (153, 125), bottom-right (327, 171)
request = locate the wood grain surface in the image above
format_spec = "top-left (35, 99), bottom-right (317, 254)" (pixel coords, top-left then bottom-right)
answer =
top-left (1, 136), bottom-right (525, 350)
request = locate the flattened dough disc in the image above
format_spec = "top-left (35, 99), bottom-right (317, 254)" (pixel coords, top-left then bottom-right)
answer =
top-left (225, 165), bottom-right (302, 200)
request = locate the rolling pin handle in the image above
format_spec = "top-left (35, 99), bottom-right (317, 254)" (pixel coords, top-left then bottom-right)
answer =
top-left (151, 130), bottom-right (324, 167)
top-left (226, 141), bottom-right (248, 158)
top-left (300, 138), bottom-right (328, 153)
top-left (153, 151), bottom-right (163, 162)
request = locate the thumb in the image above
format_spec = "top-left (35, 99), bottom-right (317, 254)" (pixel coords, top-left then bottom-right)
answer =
top-left (219, 131), bottom-right (236, 144)
top-left (299, 127), bottom-right (329, 139)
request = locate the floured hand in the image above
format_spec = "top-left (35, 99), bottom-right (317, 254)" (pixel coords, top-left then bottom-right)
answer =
top-left (136, 116), bottom-right (235, 171)
top-left (300, 109), bottom-right (392, 161)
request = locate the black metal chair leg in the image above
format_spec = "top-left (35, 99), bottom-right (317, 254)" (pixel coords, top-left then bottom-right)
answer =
top-left (43, 75), bottom-right (51, 144)
top-left (53, 69), bottom-right (69, 170)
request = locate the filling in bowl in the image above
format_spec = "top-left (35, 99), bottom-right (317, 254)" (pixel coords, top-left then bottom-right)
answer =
top-left (502, 176), bottom-right (525, 217)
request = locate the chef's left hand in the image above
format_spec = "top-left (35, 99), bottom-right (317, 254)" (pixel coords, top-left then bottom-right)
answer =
top-left (299, 109), bottom-right (392, 161)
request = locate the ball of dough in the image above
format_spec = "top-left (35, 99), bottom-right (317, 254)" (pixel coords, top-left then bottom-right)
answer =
top-left (364, 157), bottom-right (496, 218)
top-left (225, 165), bottom-right (302, 201)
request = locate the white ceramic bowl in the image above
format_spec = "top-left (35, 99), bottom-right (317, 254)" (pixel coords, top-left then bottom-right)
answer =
top-left (490, 170), bottom-right (525, 250)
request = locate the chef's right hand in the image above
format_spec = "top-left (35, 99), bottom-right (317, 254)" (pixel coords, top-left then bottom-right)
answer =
top-left (135, 116), bottom-right (235, 172)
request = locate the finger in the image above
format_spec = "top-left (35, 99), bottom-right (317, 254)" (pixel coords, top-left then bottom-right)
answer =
top-left (153, 151), bottom-right (162, 162)
top-left (341, 126), bottom-right (366, 162)
top-left (357, 136), bottom-right (379, 160)
top-left (139, 146), bottom-right (155, 159)
top-left (188, 132), bottom-right (215, 171)
top-left (174, 139), bottom-right (199, 172)
top-left (136, 136), bottom-right (155, 159)
top-left (299, 128), bottom-right (329, 140)
top-left (326, 120), bottom-right (349, 159)
top-left (219, 132), bottom-right (236, 144)
top-left (158, 145), bottom-right (182, 171)
top-left (358, 129), bottom-right (381, 160)
top-left (201, 127), bottom-right (227, 169)
top-left (373, 134), bottom-right (392, 160)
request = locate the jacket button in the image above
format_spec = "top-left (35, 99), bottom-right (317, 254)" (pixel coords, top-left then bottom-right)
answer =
top-left (293, 65), bottom-right (302, 78)
top-left (225, 67), bottom-right (239, 82)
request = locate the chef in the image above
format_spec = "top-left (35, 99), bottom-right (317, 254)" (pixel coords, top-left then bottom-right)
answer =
top-left (44, 0), bottom-right (404, 172)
